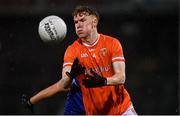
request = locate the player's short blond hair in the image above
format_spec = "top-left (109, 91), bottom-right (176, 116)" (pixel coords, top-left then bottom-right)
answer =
top-left (72, 5), bottom-right (99, 21)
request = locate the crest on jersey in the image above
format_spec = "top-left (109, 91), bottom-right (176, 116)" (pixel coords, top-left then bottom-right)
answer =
top-left (99, 48), bottom-right (107, 57)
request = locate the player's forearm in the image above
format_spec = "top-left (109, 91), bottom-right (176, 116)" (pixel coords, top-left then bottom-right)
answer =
top-left (107, 61), bottom-right (126, 85)
top-left (30, 81), bottom-right (67, 104)
top-left (62, 66), bottom-right (72, 89)
top-left (106, 72), bottom-right (125, 85)
top-left (62, 77), bottom-right (72, 89)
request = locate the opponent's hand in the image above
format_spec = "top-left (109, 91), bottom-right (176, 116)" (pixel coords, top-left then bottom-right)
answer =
top-left (21, 94), bottom-right (34, 113)
top-left (66, 58), bottom-right (85, 80)
top-left (82, 69), bottom-right (107, 88)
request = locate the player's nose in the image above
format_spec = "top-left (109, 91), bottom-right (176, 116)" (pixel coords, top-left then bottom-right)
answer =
top-left (76, 21), bottom-right (83, 28)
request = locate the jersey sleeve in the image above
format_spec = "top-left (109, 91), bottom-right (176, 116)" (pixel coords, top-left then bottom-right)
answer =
top-left (111, 39), bottom-right (125, 62)
top-left (63, 45), bottom-right (76, 67)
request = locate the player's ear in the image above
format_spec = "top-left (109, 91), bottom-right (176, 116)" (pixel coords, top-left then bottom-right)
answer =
top-left (92, 17), bottom-right (98, 27)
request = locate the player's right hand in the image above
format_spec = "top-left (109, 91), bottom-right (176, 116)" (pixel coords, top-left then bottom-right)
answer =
top-left (21, 94), bottom-right (34, 113)
top-left (82, 69), bottom-right (107, 88)
top-left (66, 58), bottom-right (85, 80)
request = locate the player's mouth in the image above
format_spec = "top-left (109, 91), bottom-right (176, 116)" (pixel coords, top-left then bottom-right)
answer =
top-left (77, 30), bottom-right (84, 34)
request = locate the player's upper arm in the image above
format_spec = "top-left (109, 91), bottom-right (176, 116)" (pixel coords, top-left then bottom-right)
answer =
top-left (107, 38), bottom-right (126, 85)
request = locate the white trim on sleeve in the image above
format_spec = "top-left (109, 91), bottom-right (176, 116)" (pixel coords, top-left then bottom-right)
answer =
top-left (112, 56), bottom-right (125, 61)
top-left (63, 62), bottom-right (73, 67)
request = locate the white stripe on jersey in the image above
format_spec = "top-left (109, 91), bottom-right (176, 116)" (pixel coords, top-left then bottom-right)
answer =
top-left (63, 62), bottom-right (73, 67)
top-left (112, 56), bottom-right (125, 61)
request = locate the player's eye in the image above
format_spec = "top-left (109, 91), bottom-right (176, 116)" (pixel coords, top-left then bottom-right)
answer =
top-left (80, 18), bottom-right (86, 22)
top-left (74, 20), bottom-right (78, 24)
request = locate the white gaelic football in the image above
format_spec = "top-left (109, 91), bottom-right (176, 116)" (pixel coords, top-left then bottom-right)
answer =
top-left (38, 15), bottom-right (67, 43)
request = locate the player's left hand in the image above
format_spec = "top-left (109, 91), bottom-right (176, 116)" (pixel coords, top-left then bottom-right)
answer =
top-left (66, 58), bottom-right (85, 80)
top-left (82, 69), bottom-right (107, 88)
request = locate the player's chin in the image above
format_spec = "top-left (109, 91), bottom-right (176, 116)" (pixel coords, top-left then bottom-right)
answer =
top-left (77, 33), bottom-right (86, 38)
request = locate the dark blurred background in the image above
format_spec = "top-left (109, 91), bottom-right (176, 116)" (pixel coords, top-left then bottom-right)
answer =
top-left (0, 0), bottom-right (178, 115)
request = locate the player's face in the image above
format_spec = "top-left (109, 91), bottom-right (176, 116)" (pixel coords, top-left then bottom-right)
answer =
top-left (74, 12), bottom-right (95, 38)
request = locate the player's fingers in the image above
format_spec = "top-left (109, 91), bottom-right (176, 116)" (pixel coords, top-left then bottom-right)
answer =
top-left (77, 64), bottom-right (83, 69)
top-left (73, 58), bottom-right (79, 65)
top-left (21, 94), bottom-right (27, 103)
top-left (79, 65), bottom-right (85, 72)
top-left (22, 94), bottom-right (26, 98)
top-left (66, 72), bottom-right (71, 78)
top-left (82, 67), bottom-right (86, 70)
top-left (82, 79), bottom-right (89, 85)
top-left (82, 79), bottom-right (93, 88)
top-left (85, 74), bottom-right (93, 79)
top-left (90, 68), bottom-right (97, 75)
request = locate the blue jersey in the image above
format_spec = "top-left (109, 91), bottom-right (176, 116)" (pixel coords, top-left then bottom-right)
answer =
top-left (64, 79), bottom-right (85, 115)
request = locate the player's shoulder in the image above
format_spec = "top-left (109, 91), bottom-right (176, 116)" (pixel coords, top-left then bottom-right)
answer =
top-left (67, 38), bottom-right (81, 49)
top-left (100, 33), bottom-right (120, 43)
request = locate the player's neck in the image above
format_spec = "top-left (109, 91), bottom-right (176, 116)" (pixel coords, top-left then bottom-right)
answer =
top-left (82, 31), bottom-right (99, 45)
top-left (82, 34), bottom-right (99, 47)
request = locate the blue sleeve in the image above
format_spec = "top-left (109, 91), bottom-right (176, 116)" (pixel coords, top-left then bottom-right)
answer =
top-left (64, 78), bottom-right (85, 115)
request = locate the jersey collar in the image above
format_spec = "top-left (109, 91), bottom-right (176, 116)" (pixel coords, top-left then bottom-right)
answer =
top-left (82, 34), bottom-right (100, 47)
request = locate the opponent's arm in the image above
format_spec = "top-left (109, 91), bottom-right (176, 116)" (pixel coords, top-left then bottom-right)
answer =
top-left (30, 80), bottom-right (69, 104)
top-left (22, 58), bottom-right (84, 112)
top-left (21, 79), bottom-right (69, 113)
top-left (61, 66), bottom-right (72, 89)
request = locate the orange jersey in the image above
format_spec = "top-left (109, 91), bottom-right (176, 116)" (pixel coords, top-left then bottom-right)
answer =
top-left (63, 34), bottom-right (132, 114)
